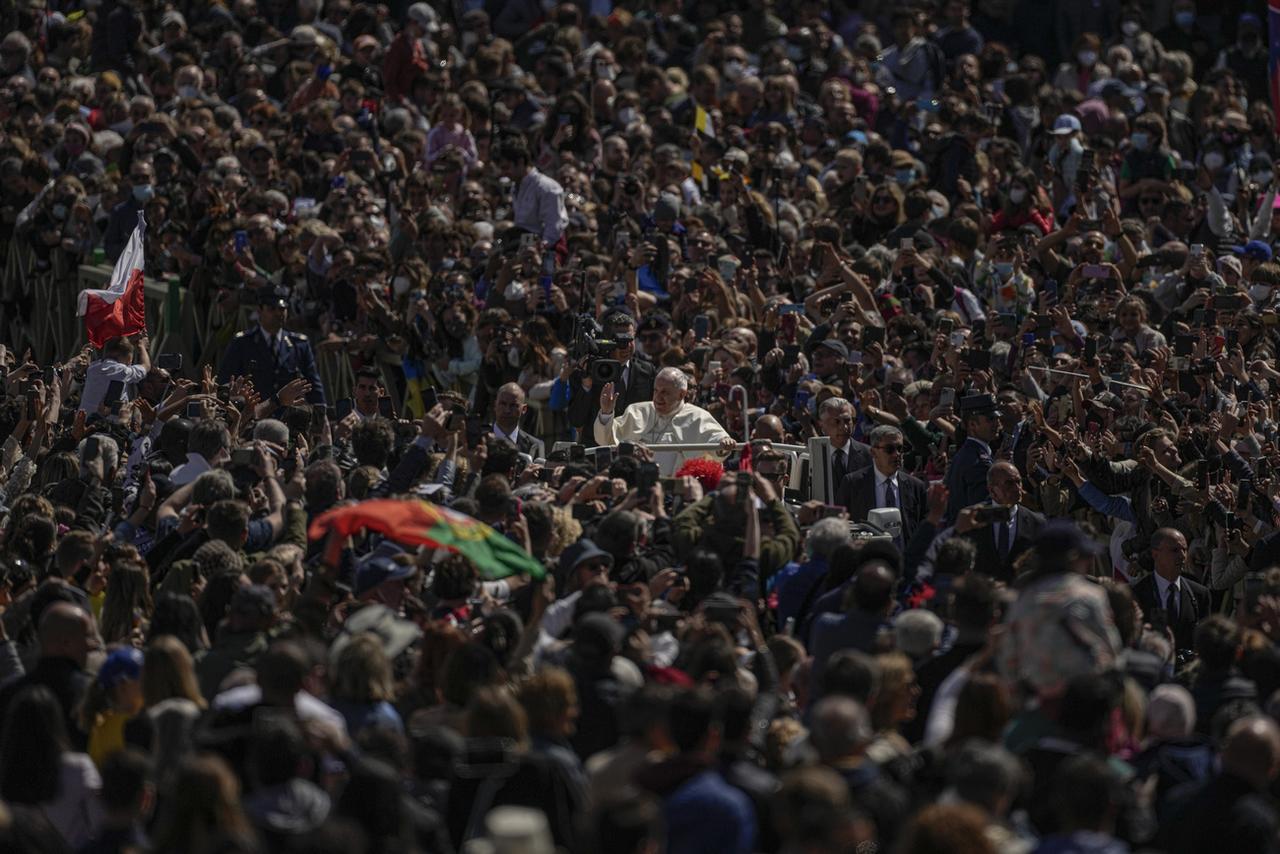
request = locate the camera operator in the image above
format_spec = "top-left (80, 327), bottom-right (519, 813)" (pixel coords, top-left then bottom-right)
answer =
top-left (567, 309), bottom-right (655, 432)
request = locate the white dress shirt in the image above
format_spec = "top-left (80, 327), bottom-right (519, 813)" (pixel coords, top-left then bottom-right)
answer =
top-left (875, 468), bottom-right (900, 508)
top-left (1154, 573), bottom-right (1181, 617)
top-left (493, 423), bottom-right (521, 446)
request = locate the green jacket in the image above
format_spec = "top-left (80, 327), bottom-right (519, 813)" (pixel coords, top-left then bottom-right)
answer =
top-left (673, 496), bottom-right (800, 580)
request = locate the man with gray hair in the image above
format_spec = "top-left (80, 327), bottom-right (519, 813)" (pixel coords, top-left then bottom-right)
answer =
top-left (835, 423), bottom-right (927, 546)
top-left (817, 397), bottom-right (871, 490)
top-left (894, 608), bottom-right (944, 662)
top-left (594, 365), bottom-right (735, 473)
top-left (810, 695), bottom-right (910, 847)
top-left (775, 516), bottom-right (851, 630)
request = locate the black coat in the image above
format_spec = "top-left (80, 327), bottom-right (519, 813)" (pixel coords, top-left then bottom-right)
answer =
top-left (835, 465), bottom-right (927, 544)
top-left (944, 437), bottom-right (993, 522)
top-left (961, 504), bottom-right (1045, 585)
top-left (566, 359), bottom-right (655, 431)
top-left (1132, 573), bottom-right (1211, 652)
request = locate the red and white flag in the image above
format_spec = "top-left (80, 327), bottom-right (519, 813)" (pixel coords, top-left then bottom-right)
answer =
top-left (78, 213), bottom-right (147, 348)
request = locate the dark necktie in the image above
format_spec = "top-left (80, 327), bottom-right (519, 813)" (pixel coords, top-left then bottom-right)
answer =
top-left (997, 521), bottom-right (1011, 558)
top-left (833, 448), bottom-right (847, 485)
top-left (884, 478), bottom-right (897, 509)
top-left (1165, 582), bottom-right (1178, 618)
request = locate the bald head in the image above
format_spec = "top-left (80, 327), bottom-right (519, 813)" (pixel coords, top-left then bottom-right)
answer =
top-left (752, 414), bottom-right (785, 442)
top-left (494, 382), bottom-right (528, 432)
top-left (38, 602), bottom-right (94, 667)
top-left (1222, 716), bottom-right (1280, 789)
top-left (987, 461), bottom-right (1024, 508)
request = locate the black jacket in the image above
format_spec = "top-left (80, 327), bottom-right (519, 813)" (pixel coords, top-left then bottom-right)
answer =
top-left (566, 359), bottom-right (655, 431)
top-left (835, 465), bottom-right (927, 544)
top-left (1131, 573), bottom-right (1211, 652)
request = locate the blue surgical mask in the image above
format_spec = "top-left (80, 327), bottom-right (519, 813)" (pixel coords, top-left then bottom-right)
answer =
top-left (994, 262), bottom-right (1014, 280)
top-left (1130, 131), bottom-right (1150, 151)
top-left (1174, 10), bottom-right (1195, 28)
top-left (895, 168), bottom-right (915, 185)
top-left (132, 183), bottom-right (154, 202)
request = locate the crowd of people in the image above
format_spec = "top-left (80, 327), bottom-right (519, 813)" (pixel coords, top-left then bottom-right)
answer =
top-left (6, 0), bottom-right (1280, 852)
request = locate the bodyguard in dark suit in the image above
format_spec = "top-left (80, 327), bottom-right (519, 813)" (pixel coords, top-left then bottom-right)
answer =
top-left (567, 310), bottom-right (656, 431)
top-left (995, 388), bottom-right (1035, 475)
top-left (836, 425), bottom-right (927, 544)
top-left (1132, 528), bottom-right (1211, 652)
top-left (959, 461), bottom-right (1044, 584)
top-left (945, 393), bottom-right (1002, 522)
top-left (493, 382), bottom-right (546, 459)
top-left (218, 286), bottom-right (327, 405)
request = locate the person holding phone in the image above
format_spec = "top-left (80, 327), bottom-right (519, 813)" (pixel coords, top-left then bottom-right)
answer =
top-left (80, 334), bottom-right (152, 415)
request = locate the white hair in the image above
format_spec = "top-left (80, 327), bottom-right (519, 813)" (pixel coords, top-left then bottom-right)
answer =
top-left (894, 609), bottom-right (944, 659)
top-left (805, 517), bottom-right (851, 560)
top-left (252, 418), bottom-right (290, 446)
top-left (655, 366), bottom-right (690, 392)
top-left (77, 435), bottom-right (120, 479)
top-left (1147, 684), bottom-right (1196, 740)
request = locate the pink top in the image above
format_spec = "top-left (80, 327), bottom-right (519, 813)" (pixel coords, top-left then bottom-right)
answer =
top-left (425, 123), bottom-right (478, 168)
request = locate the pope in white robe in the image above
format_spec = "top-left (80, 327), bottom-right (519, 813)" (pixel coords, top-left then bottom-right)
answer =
top-left (593, 366), bottom-right (737, 473)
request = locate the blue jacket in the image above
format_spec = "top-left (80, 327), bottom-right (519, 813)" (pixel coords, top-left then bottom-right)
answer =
top-left (665, 769), bottom-right (755, 854)
top-left (944, 436), bottom-right (993, 521)
top-left (217, 324), bottom-right (326, 405)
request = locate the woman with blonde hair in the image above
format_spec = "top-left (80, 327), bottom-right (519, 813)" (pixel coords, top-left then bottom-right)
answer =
top-left (867, 652), bottom-right (921, 764)
top-left (329, 632), bottom-right (404, 737)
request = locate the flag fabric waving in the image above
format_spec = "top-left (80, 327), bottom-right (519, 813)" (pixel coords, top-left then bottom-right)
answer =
top-left (78, 213), bottom-right (148, 348)
top-left (309, 498), bottom-right (546, 580)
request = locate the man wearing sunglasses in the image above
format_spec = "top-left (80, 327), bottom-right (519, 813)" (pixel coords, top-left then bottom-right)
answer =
top-left (836, 425), bottom-right (927, 545)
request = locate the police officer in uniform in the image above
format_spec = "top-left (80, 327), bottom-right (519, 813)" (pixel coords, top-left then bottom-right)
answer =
top-left (218, 286), bottom-right (327, 405)
top-left (944, 392), bottom-right (1001, 522)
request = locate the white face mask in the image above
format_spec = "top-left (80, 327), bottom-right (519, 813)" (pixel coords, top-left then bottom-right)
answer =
top-left (1077, 50), bottom-right (1098, 67)
top-left (1121, 21), bottom-right (1140, 37)
top-left (177, 85), bottom-right (199, 100)
top-left (616, 107), bottom-right (637, 126)
top-left (1008, 186), bottom-right (1027, 204)
top-left (1253, 171), bottom-right (1274, 185)
top-left (392, 275), bottom-right (412, 296)
top-left (1251, 283), bottom-right (1273, 302)
top-left (723, 59), bottom-right (745, 81)
top-left (1204, 151), bottom-right (1226, 171)
top-left (595, 62), bottom-right (616, 82)
top-left (110, 119), bottom-right (133, 135)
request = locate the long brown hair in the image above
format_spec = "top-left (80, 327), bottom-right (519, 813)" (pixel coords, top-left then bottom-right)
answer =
top-left (143, 635), bottom-right (207, 710)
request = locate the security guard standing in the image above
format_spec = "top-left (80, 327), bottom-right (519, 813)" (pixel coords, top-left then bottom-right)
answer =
top-left (218, 286), bottom-right (327, 405)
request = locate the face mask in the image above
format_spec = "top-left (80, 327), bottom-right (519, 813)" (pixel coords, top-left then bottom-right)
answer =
top-left (932, 204), bottom-right (948, 220)
top-left (1254, 171), bottom-right (1274, 185)
top-left (723, 60), bottom-right (745, 81)
top-left (1121, 21), bottom-right (1140, 37)
top-left (1249, 283), bottom-right (1272, 302)
top-left (1130, 131), bottom-right (1150, 151)
top-left (1009, 186), bottom-right (1027, 204)
top-left (439, 257), bottom-right (457, 270)
top-left (1204, 151), bottom-right (1225, 171)
top-left (132, 183), bottom-right (154, 202)
top-left (1077, 50), bottom-right (1098, 66)
top-left (51, 203), bottom-right (67, 220)
top-left (177, 85), bottom-right (199, 99)
top-left (786, 44), bottom-right (805, 63)
top-left (595, 62), bottom-right (616, 82)
top-left (994, 261), bottom-right (1014, 280)
top-left (110, 119), bottom-right (133, 135)
top-left (895, 168), bottom-right (915, 185)
top-left (616, 107), bottom-right (637, 126)
top-left (392, 275), bottom-right (412, 296)
top-left (1174, 10), bottom-right (1195, 28)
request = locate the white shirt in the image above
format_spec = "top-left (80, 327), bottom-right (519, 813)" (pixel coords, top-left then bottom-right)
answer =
top-left (513, 168), bottom-right (568, 246)
top-left (79, 358), bottom-right (149, 413)
top-left (169, 451), bottom-right (212, 487)
top-left (595, 400), bottom-right (729, 474)
top-left (875, 468), bottom-right (900, 508)
top-left (1154, 573), bottom-right (1182, 617)
top-left (493, 423), bottom-right (522, 446)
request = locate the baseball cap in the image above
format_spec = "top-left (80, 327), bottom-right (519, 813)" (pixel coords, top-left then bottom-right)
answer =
top-left (1231, 240), bottom-right (1274, 262)
top-left (1033, 519), bottom-right (1104, 557)
top-left (407, 2), bottom-right (440, 32)
top-left (354, 544), bottom-right (416, 597)
top-left (814, 338), bottom-right (850, 360)
top-left (229, 584), bottom-right (277, 620)
top-left (1050, 114), bottom-right (1082, 135)
top-left (98, 647), bottom-right (144, 689)
top-left (161, 9), bottom-right (186, 28)
top-left (557, 538), bottom-right (613, 578)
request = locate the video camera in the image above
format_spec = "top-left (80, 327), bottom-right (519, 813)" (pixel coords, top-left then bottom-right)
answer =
top-left (570, 314), bottom-right (625, 384)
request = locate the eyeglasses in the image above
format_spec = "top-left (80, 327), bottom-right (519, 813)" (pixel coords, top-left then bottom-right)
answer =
top-left (875, 444), bottom-right (904, 454)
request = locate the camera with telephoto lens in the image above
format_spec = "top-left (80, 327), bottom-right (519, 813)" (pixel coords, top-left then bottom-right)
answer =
top-left (570, 314), bottom-right (624, 384)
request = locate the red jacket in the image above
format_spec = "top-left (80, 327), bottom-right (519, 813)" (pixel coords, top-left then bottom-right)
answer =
top-left (382, 31), bottom-right (428, 102)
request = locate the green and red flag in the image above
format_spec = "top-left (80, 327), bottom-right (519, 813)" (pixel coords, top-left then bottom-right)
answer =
top-left (309, 499), bottom-right (545, 580)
